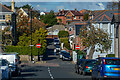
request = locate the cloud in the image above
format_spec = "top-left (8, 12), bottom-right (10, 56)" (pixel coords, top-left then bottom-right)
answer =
top-left (96, 3), bottom-right (105, 10)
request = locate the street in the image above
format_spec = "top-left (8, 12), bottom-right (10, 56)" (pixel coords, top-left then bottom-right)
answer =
top-left (12, 39), bottom-right (91, 80)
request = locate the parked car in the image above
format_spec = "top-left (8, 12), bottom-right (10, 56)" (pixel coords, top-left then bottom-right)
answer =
top-left (92, 57), bottom-right (120, 79)
top-left (62, 52), bottom-right (72, 61)
top-left (0, 59), bottom-right (11, 80)
top-left (76, 59), bottom-right (97, 75)
top-left (0, 53), bottom-right (21, 76)
top-left (54, 39), bottom-right (59, 45)
top-left (56, 44), bottom-right (61, 53)
top-left (75, 59), bottom-right (85, 74)
top-left (54, 37), bottom-right (58, 40)
top-left (59, 50), bottom-right (67, 59)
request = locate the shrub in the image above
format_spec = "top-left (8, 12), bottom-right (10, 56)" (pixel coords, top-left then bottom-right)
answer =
top-left (5, 46), bottom-right (46, 56)
top-left (64, 41), bottom-right (70, 50)
top-left (106, 54), bottom-right (115, 57)
top-left (58, 31), bottom-right (69, 38)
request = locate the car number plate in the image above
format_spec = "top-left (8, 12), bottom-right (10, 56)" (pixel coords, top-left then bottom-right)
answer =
top-left (113, 68), bottom-right (120, 70)
top-left (90, 70), bottom-right (92, 72)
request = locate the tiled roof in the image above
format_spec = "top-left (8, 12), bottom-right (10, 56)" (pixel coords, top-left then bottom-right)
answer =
top-left (0, 3), bottom-right (13, 12)
top-left (91, 10), bottom-right (120, 22)
top-left (57, 10), bottom-right (83, 16)
top-left (47, 25), bottom-right (65, 32)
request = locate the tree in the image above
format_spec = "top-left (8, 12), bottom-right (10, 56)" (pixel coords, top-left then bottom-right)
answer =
top-left (58, 31), bottom-right (69, 38)
top-left (58, 18), bottom-right (62, 25)
top-left (79, 23), bottom-right (112, 59)
top-left (106, 1), bottom-right (119, 10)
top-left (83, 13), bottom-right (89, 21)
top-left (40, 10), bottom-right (57, 27)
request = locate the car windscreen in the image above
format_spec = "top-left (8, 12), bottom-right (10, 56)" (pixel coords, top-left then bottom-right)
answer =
top-left (105, 59), bottom-right (120, 65)
top-left (54, 40), bottom-right (59, 42)
top-left (85, 60), bottom-right (97, 65)
top-left (56, 45), bottom-right (60, 48)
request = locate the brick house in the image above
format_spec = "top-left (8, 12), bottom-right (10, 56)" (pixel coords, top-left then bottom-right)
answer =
top-left (66, 22), bottom-right (87, 51)
top-left (56, 8), bottom-right (83, 25)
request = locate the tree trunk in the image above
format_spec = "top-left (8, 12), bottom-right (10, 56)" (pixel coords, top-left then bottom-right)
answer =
top-left (88, 45), bottom-right (95, 59)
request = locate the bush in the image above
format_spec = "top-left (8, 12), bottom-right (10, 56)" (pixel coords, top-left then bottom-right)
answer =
top-left (5, 46), bottom-right (46, 56)
top-left (106, 54), bottom-right (115, 57)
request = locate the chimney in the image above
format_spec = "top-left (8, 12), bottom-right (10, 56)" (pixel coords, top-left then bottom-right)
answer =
top-left (59, 9), bottom-right (61, 15)
top-left (11, 0), bottom-right (15, 12)
top-left (75, 8), bottom-right (77, 11)
top-left (62, 9), bottom-right (64, 15)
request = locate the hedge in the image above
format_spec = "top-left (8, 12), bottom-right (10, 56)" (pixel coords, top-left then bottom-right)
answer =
top-left (5, 46), bottom-right (46, 56)
top-left (106, 54), bottom-right (115, 57)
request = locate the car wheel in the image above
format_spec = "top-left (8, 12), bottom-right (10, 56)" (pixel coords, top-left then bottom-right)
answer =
top-left (79, 69), bottom-right (82, 75)
top-left (83, 71), bottom-right (86, 76)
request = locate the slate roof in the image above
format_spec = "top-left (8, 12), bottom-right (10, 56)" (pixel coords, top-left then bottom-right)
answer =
top-left (47, 25), bottom-right (65, 32)
top-left (112, 13), bottom-right (120, 23)
top-left (0, 3), bottom-right (13, 12)
top-left (91, 10), bottom-right (120, 22)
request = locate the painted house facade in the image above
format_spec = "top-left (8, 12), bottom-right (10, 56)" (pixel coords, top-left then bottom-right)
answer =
top-left (88, 10), bottom-right (120, 59)
top-left (56, 8), bottom-right (83, 25)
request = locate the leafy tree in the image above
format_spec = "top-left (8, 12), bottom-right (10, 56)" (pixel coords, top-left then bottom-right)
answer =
top-left (58, 31), bottom-right (69, 38)
top-left (40, 10), bottom-right (57, 27)
top-left (106, 2), bottom-right (119, 10)
top-left (58, 18), bottom-right (62, 25)
top-left (83, 13), bottom-right (89, 21)
top-left (79, 23), bottom-right (112, 59)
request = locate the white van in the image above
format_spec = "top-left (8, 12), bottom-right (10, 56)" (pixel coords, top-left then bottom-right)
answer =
top-left (0, 52), bottom-right (21, 76)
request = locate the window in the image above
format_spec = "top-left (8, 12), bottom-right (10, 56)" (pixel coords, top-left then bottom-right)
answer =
top-left (74, 16), bottom-right (76, 19)
top-left (79, 16), bottom-right (81, 19)
top-left (66, 16), bottom-right (71, 19)
top-left (0, 15), bottom-right (5, 20)
top-left (69, 27), bottom-right (72, 31)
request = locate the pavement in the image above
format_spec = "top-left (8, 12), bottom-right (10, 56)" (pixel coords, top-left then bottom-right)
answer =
top-left (12, 38), bottom-right (92, 80)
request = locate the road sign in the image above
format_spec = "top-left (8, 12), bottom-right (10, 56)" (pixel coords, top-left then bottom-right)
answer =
top-left (29, 45), bottom-right (34, 47)
top-left (76, 45), bottom-right (80, 50)
top-left (36, 43), bottom-right (41, 48)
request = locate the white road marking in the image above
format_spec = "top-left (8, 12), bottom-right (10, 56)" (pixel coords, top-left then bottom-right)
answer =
top-left (48, 67), bottom-right (54, 79)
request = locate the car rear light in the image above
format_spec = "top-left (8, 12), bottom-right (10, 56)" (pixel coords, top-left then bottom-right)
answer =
top-left (15, 59), bottom-right (17, 63)
top-left (104, 75), bottom-right (107, 77)
top-left (103, 59), bottom-right (105, 64)
top-left (86, 66), bottom-right (88, 68)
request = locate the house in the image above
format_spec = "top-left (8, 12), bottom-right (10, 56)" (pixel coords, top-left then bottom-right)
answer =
top-left (46, 25), bottom-right (65, 38)
top-left (16, 8), bottom-right (29, 17)
top-left (56, 8), bottom-right (83, 25)
top-left (111, 13), bottom-right (120, 58)
top-left (88, 10), bottom-right (120, 59)
top-left (66, 21), bottom-right (87, 51)
top-left (0, 3), bottom-right (13, 30)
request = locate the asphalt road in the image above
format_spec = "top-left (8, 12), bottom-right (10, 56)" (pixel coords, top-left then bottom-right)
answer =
top-left (12, 39), bottom-right (92, 80)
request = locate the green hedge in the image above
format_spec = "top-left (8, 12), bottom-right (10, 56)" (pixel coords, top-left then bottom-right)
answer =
top-left (58, 31), bottom-right (69, 38)
top-left (5, 46), bottom-right (46, 56)
top-left (106, 54), bottom-right (115, 57)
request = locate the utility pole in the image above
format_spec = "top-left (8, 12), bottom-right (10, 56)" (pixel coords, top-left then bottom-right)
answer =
top-left (30, 10), bottom-right (33, 62)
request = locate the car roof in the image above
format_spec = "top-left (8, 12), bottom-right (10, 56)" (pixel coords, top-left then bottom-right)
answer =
top-left (97, 57), bottom-right (120, 59)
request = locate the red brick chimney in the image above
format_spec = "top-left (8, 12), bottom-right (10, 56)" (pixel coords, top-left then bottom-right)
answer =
top-left (75, 8), bottom-right (77, 11)
top-left (62, 9), bottom-right (64, 15)
top-left (59, 9), bottom-right (61, 15)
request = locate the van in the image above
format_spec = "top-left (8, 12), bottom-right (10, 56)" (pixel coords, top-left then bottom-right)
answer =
top-left (0, 52), bottom-right (21, 76)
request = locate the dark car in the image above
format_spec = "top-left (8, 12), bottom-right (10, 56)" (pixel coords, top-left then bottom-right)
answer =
top-left (78, 59), bottom-right (97, 75)
top-left (75, 59), bottom-right (86, 74)
top-left (59, 50), bottom-right (67, 59)
top-left (62, 52), bottom-right (72, 61)
top-left (56, 44), bottom-right (61, 53)
top-left (92, 57), bottom-right (120, 79)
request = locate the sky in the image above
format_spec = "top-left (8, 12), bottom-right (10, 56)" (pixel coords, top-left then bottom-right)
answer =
top-left (1, 1), bottom-right (117, 12)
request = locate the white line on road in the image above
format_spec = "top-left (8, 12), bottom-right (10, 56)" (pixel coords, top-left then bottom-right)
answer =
top-left (48, 67), bottom-right (54, 80)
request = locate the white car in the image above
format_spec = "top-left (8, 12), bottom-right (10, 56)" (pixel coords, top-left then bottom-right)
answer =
top-left (0, 53), bottom-right (21, 76)
top-left (0, 59), bottom-right (11, 80)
